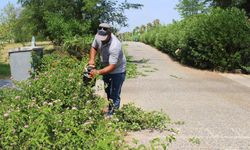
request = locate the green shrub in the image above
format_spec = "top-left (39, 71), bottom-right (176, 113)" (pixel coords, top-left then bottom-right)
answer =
top-left (0, 63), bottom-right (11, 79)
top-left (63, 35), bottom-right (93, 60)
top-left (182, 8), bottom-right (250, 71)
top-left (44, 12), bottom-right (90, 46)
top-left (115, 103), bottom-right (171, 131)
top-left (140, 8), bottom-right (250, 72)
top-left (0, 53), bottom-right (173, 149)
top-left (0, 54), bottom-right (106, 149)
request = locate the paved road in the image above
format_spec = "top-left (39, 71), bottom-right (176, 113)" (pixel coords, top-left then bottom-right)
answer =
top-left (0, 80), bottom-right (13, 89)
top-left (122, 42), bottom-right (250, 149)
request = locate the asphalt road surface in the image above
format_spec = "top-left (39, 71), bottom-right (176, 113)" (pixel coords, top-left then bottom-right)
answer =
top-left (122, 42), bottom-right (250, 149)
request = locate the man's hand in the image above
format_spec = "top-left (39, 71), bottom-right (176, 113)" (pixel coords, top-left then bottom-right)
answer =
top-left (89, 69), bottom-right (100, 78)
top-left (88, 64), bottom-right (116, 78)
top-left (83, 65), bottom-right (95, 75)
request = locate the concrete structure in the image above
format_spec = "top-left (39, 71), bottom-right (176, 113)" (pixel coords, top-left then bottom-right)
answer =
top-left (8, 47), bottom-right (43, 81)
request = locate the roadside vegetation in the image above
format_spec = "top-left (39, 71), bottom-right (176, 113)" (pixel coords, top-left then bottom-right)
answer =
top-left (0, 64), bottom-right (10, 79)
top-left (0, 0), bottom-right (177, 149)
top-left (140, 8), bottom-right (250, 73)
top-left (0, 52), bottom-right (175, 149)
top-left (122, 0), bottom-right (250, 73)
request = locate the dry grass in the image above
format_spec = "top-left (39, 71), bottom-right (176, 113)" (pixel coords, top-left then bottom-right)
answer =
top-left (0, 41), bottom-right (53, 64)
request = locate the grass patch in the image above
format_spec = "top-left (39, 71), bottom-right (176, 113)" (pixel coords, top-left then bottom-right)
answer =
top-left (0, 63), bottom-right (10, 79)
top-left (123, 43), bottom-right (157, 78)
top-left (123, 45), bottom-right (140, 79)
top-left (130, 135), bottom-right (176, 149)
top-left (188, 137), bottom-right (201, 145)
top-left (126, 56), bottom-right (139, 79)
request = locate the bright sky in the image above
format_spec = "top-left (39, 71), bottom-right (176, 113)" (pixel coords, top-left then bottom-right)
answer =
top-left (120, 0), bottom-right (181, 32)
top-left (0, 0), bottom-right (181, 32)
top-left (0, 0), bottom-right (20, 9)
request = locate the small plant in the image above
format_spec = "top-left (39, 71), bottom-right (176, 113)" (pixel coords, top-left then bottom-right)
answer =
top-left (114, 103), bottom-right (171, 131)
top-left (123, 50), bottom-right (140, 79)
top-left (174, 121), bottom-right (185, 125)
top-left (126, 135), bottom-right (176, 150)
top-left (188, 137), bottom-right (201, 145)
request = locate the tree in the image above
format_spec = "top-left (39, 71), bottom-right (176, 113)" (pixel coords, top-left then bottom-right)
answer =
top-left (139, 25), bottom-right (146, 33)
top-left (239, 0), bottom-right (250, 17)
top-left (205, 0), bottom-right (250, 17)
top-left (153, 19), bottom-right (160, 26)
top-left (207, 0), bottom-right (233, 8)
top-left (133, 26), bottom-right (140, 33)
top-left (176, 0), bottom-right (207, 18)
top-left (0, 3), bottom-right (19, 43)
top-left (17, 0), bottom-right (143, 45)
top-left (146, 22), bottom-right (153, 30)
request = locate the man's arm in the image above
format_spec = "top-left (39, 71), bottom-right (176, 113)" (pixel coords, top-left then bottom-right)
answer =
top-left (90, 64), bottom-right (116, 77)
top-left (98, 64), bottom-right (116, 75)
top-left (88, 47), bottom-right (97, 65)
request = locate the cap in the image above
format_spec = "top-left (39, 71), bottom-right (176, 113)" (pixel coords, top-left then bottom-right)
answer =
top-left (99, 23), bottom-right (111, 28)
top-left (96, 23), bottom-right (111, 41)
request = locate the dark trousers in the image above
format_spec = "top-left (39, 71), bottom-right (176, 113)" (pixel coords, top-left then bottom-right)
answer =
top-left (103, 72), bottom-right (126, 115)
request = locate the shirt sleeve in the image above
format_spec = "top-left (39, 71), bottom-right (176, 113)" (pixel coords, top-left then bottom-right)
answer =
top-left (91, 37), bottom-right (98, 49)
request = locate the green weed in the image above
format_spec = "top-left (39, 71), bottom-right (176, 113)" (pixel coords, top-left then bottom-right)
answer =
top-left (188, 137), bottom-right (201, 145)
top-left (0, 63), bottom-right (10, 79)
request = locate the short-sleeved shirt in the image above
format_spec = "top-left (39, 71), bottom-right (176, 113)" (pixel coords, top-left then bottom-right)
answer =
top-left (92, 33), bottom-right (126, 74)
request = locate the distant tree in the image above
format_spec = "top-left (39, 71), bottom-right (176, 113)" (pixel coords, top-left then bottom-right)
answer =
top-left (17, 0), bottom-right (143, 45)
top-left (206, 0), bottom-right (233, 8)
top-left (0, 3), bottom-right (19, 43)
top-left (176, 0), bottom-right (207, 18)
top-left (205, 0), bottom-right (250, 17)
top-left (133, 26), bottom-right (140, 33)
top-left (153, 19), bottom-right (160, 26)
top-left (139, 25), bottom-right (146, 33)
top-left (13, 7), bottom-right (38, 43)
top-left (146, 23), bottom-right (153, 30)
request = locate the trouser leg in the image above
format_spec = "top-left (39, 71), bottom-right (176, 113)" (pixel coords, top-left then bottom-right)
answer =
top-left (103, 72), bottom-right (126, 115)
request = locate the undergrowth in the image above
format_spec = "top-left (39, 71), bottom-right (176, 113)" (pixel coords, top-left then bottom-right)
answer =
top-left (0, 53), bottom-right (175, 149)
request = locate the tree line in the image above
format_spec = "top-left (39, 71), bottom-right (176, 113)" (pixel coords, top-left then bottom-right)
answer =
top-left (0, 0), bottom-right (143, 45)
top-left (176, 0), bottom-right (250, 18)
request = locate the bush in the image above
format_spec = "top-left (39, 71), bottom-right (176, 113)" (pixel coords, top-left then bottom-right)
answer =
top-left (182, 8), bottom-right (250, 71)
top-left (0, 54), bottom-right (106, 149)
top-left (44, 12), bottom-right (90, 46)
top-left (115, 104), bottom-right (171, 131)
top-left (0, 53), bottom-right (173, 149)
top-left (140, 8), bottom-right (250, 72)
top-left (63, 35), bottom-right (93, 60)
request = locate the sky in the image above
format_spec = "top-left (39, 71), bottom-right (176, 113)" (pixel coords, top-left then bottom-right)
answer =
top-left (0, 0), bottom-right (181, 32)
top-left (120, 0), bottom-right (181, 32)
top-left (0, 0), bottom-right (20, 9)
